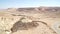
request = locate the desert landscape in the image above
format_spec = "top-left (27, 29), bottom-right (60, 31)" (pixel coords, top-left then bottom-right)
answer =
top-left (0, 7), bottom-right (60, 34)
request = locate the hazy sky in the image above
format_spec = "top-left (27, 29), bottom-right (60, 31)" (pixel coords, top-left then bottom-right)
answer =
top-left (0, 0), bottom-right (60, 9)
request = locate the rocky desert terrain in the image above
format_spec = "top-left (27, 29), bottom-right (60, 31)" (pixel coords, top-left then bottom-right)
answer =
top-left (0, 7), bottom-right (60, 34)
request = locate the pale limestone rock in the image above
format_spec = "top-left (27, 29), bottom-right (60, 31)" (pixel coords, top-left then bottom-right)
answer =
top-left (0, 14), bottom-right (22, 34)
top-left (0, 29), bottom-right (11, 34)
top-left (52, 22), bottom-right (60, 34)
top-left (21, 17), bottom-right (32, 23)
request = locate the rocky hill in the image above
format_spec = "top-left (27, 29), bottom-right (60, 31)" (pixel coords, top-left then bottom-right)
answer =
top-left (0, 7), bottom-right (60, 34)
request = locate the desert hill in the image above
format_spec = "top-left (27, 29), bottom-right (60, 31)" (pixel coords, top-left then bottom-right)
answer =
top-left (0, 7), bottom-right (60, 34)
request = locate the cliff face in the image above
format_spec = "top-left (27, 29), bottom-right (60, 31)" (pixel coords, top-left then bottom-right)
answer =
top-left (0, 7), bottom-right (60, 34)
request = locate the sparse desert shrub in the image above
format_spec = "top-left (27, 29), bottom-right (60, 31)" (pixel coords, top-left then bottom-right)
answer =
top-left (11, 20), bottom-right (39, 33)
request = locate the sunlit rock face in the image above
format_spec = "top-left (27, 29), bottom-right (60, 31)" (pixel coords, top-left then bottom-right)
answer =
top-left (21, 17), bottom-right (32, 23)
top-left (52, 22), bottom-right (60, 34)
top-left (0, 30), bottom-right (11, 34)
top-left (0, 16), bottom-right (19, 30)
top-left (0, 13), bottom-right (23, 34)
